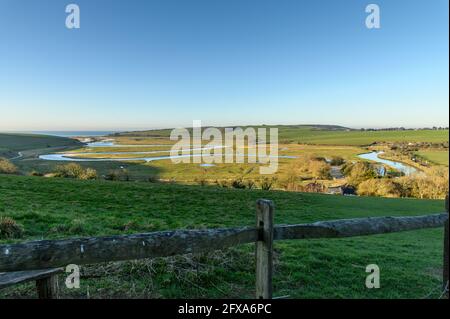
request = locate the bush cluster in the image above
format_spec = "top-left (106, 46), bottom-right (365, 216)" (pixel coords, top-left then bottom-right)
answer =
top-left (0, 216), bottom-right (24, 239)
top-left (104, 169), bottom-right (130, 181)
top-left (342, 161), bottom-right (377, 186)
top-left (0, 158), bottom-right (18, 174)
top-left (54, 163), bottom-right (98, 180)
top-left (357, 167), bottom-right (448, 199)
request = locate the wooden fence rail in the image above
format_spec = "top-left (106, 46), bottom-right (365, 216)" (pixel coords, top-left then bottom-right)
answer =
top-left (0, 197), bottom-right (448, 299)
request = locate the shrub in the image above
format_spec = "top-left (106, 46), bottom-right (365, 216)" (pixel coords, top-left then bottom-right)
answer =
top-left (386, 170), bottom-right (404, 178)
top-left (330, 156), bottom-right (345, 166)
top-left (245, 180), bottom-right (256, 190)
top-left (79, 168), bottom-right (98, 180)
top-left (279, 175), bottom-right (301, 191)
top-left (104, 170), bottom-right (120, 181)
top-left (54, 163), bottom-right (97, 180)
top-left (342, 162), bottom-right (377, 186)
top-left (55, 163), bottom-right (85, 178)
top-left (309, 160), bottom-right (331, 180)
top-left (215, 180), bottom-right (230, 188)
top-left (0, 158), bottom-right (18, 174)
top-left (231, 178), bottom-right (246, 189)
top-left (279, 155), bottom-right (331, 191)
top-left (357, 179), bottom-right (402, 198)
top-left (356, 166), bottom-right (449, 199)
top-left (301, 182), bottom-right (326, 193)
top-left (0, 216), bottom-right (24, 239)
top-left (258, 177), bottom-right (276, 191)
top-left (104, 169), bottom-right (129, 181)
top-left (400, 168), bottom-right (449, 199)
top-left (28, 170), bottom-right (43, 177)
top-left (356, 179), bottom-right (379, 197)
top-left (358, 179), bottom-right (378, 196)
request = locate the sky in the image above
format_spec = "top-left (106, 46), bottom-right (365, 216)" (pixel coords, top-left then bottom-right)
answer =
top-left (0, 0), bottom-right (448, 131)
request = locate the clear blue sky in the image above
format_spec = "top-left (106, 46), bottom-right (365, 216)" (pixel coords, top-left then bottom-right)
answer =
top-left (0, 0), bottom-right (448, 130)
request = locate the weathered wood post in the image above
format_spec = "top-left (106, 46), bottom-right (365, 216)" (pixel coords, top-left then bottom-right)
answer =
top-left (36, 274), bottom-right (59, 299)
top-left (444, 194), bottom-right (449, 298)
top-left (255, 199), bottom-right (274, 299)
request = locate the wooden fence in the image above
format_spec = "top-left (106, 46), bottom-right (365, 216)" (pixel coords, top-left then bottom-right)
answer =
top-left (0, 196), bottom-right (448, 299)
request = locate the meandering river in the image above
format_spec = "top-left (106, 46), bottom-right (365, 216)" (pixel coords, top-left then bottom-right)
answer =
top-left (357, 151), bottom-right (418, 176)
top-left (39, 141), bottom-right (296, 163)
top-left (38, 141), bottom-right (418, 176)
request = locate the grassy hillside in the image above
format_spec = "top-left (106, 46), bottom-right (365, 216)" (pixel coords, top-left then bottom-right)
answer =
top-left (114, 125), bottom-right (350, 138)
top-left (0, 174), bottom-right (446, 299)
top-left (0, 133), bottom-right (81, 158)
top-left (114, 126), bottom-right (449, 146)
top-left (279, 129), bottom-right (449, 145)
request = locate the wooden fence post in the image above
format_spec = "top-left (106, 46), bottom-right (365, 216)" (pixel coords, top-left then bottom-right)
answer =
top-left (255, 199), bottom-right (274, 299)
top-left (444, 194), bottom-right (449, 298)
top-left (36, 274), bottom-right (59, 299)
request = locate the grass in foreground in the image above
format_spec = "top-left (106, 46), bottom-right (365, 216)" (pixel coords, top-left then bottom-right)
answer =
top-left (0, 174), bottom-right (446, 299)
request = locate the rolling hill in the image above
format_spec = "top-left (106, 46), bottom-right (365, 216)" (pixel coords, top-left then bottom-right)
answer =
top-left (0, 174), bottom-right (445, 298)
top-left (113, 125), bottom-right (449, 146)
top-left (0, 133), bottom-right (82, 158)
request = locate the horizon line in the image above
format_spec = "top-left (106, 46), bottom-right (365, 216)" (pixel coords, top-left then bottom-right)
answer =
top-left (2, 124), bottom-right (450, 134)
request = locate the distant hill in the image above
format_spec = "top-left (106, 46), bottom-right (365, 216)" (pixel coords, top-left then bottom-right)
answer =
top-left (111, 125), bottom-right (448, 146)
top-left (112, 124), bottom-right (351, 138)
top-left (277, 124), bottom-right (351, 131)
top-left (0, 133), bottom-right (82, 158)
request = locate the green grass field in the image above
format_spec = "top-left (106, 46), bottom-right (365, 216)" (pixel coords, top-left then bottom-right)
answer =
top-left (0, 174), bottom-right (446, 299)
top-left (416, 150), bottom-right (449, 166)
top-left (115, 126), bottom-right (449, 146)
top-left (280, 129), bottom-right (449, 145)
